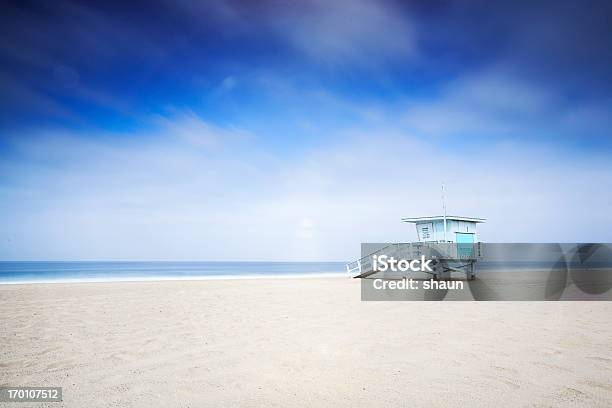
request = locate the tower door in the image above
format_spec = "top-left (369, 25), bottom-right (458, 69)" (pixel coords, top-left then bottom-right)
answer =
top-left (455, 232), bottom-right (475, 258)
top-left (455, 232), bottom-right (474, 244)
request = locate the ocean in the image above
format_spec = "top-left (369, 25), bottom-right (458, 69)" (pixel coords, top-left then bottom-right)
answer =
top-left (2, 260), bottom-right (610, 284)
top-left (0, 261), bottom-right (348, 284)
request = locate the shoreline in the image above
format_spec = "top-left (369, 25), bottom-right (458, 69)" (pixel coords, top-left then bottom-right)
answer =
top-left (0, 272), bottom-right (349, 285)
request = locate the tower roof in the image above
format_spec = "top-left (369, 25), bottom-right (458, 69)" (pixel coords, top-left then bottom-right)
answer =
top-left (401, 216), bottom-right (486, 223)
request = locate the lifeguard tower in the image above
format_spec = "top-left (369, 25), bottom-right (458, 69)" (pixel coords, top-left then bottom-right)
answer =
top-left (402, 215), bottom-right (485, 244)
top-left (347, 214), bottom-right (486, 281)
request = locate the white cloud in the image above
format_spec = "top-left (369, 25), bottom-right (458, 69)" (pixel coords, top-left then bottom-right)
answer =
top-left (152, 110), bottom-right (252, 150)
top-left (398, 69), bottom-right (612, 150)
top-left (401, 71), bottom-right (557, 137)
top-left (220, 76), bottom-right (237, 92)
top-left (1, 111), bottom-right (611, 261)
top-left (275, 0), bottom-right (417, 67)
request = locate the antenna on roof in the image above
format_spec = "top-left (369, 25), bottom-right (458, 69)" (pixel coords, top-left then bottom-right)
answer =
top-left (442, 183), bottom-right (447, 242)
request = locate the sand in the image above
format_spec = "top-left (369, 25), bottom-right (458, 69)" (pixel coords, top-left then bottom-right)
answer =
top-left (1, 277), bottom-right (612, 407)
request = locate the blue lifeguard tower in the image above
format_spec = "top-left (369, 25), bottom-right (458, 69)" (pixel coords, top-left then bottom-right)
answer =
top-left (347, 213), bottom-right (486, 280)
top-left (401, 215), bottom-right (485, 244)
top-left (347, 186), bottom-right (486, 280)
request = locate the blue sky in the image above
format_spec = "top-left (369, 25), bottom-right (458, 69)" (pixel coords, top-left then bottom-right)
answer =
top-left (1, 0), bottom-right (612, 260)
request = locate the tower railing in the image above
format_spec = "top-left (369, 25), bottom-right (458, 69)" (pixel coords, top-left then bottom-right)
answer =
top-left (346, 242), bottom-right (482, 278)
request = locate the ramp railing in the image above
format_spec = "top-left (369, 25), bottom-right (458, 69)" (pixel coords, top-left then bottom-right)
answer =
top-left (347, 242), bottom-right (483, 278)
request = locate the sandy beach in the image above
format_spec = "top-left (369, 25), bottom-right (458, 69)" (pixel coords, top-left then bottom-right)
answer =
top-left (1, 277), bottom-right (612, 407)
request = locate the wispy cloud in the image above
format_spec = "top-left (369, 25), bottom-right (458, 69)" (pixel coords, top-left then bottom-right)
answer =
top-left (274, 0), bottom-right (417, 68)
top-left (400, 69), bottom-right (612, 147)
top-left (152, 110), bottom-right (252, 151)
top-left (1, 110), bottom-right (611, 261)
